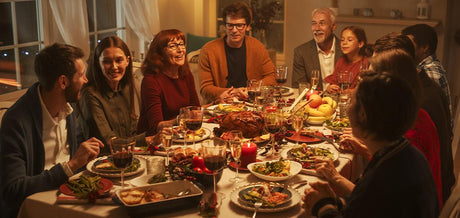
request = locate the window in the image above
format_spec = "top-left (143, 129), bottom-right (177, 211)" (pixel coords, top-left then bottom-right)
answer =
top-left (86, 0), bottom-right (125, 52)
top-left (0, 0), bottom-right (126, 96)
top-left (216, 0), bottom-right (285, 54)
top-left (0, 0), bottom-right (43, 95)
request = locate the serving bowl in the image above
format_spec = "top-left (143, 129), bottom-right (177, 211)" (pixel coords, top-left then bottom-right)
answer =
top-left (247, 160), bottom-right (302, 181)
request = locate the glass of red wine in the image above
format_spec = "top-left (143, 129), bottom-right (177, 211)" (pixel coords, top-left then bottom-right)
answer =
top-left (247, 79), bottom-right (263, 107)
top-left (202, 137), bottom-right (227, 194)
top-left (264, 110), bottom-right (283, 158)
top-left (275, 65), bottom-right (288, 101)
top-left (183, 106), bottom-right (203, 149)
top-left (110, 137), bottom-right (135, 188)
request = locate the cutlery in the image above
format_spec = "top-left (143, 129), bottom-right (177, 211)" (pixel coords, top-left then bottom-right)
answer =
top-left (252, 202), bottom-right (262, 218)
top-left (165, 188), bottom-right (191, 199)
top-left (304, 134), bottom-right (342, 152)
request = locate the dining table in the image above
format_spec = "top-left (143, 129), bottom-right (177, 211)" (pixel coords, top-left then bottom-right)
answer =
top-left (17, 88), bottom-right (366, 218)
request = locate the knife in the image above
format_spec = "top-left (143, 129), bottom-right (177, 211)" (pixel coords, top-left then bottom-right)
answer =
top-left (304, 134), bottom-right (342, 152)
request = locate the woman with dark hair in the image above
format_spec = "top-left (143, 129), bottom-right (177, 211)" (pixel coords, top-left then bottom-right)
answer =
top-left (324, 26), bottom-right (371, 94)
top-left (137, 29), bottom-right (201, 135)
top-left (78, 36), bottom-right (157, 154)
top-left (303, 71), bottom-right (439, 217)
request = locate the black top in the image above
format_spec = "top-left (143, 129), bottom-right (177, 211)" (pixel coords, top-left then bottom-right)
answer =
top-left (419, 70), bottom-right (454, 203)
top-left (319, 138), bottom-right (439, 218)
top-left (224, 37), bottom-right (247, 88)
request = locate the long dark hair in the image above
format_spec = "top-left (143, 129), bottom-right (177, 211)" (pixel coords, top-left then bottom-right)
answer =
top-left (341, 26), bottom-right (372, 57)
top-left (85, 36), bottom-right (136, 116)
top-left (142, 29), bottom-right (191, 78)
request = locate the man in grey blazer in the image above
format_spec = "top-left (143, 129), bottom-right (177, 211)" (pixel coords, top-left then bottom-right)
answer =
top-left (292, 7), bottom-right (342, 90)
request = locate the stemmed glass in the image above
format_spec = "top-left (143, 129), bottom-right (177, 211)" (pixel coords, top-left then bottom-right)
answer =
top-left (247, 79), bottom-right (263, 107)
top-left (291, 110), bottom-right (304, 147)
top-left (263, 110), bottom-right (283, 158)
top-left (275, 65), bottom-right (288, 99)
top-left (227, 130), bottom-right (243, 182)
top-left (110, 137), bottom-right (135, 188)
top-left (178, 107), bottom-right (188, 148)
top-left (183, 106), bottom-right (203, 149)
top-left (161, 124), bottom-right (173, 169)
top-left (311, 70), bottom-right (320, 91)
top-left (202, 138), bottom-right (227, 194)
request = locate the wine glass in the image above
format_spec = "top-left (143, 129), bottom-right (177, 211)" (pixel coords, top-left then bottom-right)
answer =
top-left (338, 71), bottom-right (352, 93)
top-left (161, 124), bottom-right (173, 169)
top-left (291, 110), bottom-right (304, 147)
top-left (110, 137), bottom-right (135, 188)
top-left (227, 130), bottom-right (243, 182)
top-left (311, 69), bottom-right (320, 91)
top-left (247, 79), bottom-right (263, 107)
top-left (183, 106), bottom-right (203, 149)
top-left (178, 107), bottom-right (188, 148)
top-left (202, 137), bottom-right (227, 193)
top-left (275, 65), bottom-right (288, 99)
top-left (263, 110), bottom-right (283, 158)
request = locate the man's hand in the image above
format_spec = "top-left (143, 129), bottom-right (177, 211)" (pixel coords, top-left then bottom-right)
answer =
top-left (326, 84), bottom-right (340, 94)
top-left (68, 137), bottom-right (104, 171)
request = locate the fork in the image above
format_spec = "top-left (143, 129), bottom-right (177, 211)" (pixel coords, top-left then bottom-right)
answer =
top-left (252, 202), bottom-right (262, 218)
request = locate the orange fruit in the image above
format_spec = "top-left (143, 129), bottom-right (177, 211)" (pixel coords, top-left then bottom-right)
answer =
top-left (309, 94), bottom-right (322, 108)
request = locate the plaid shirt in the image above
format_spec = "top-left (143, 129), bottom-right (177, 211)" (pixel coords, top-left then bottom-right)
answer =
top-left (417, 55), bottom-right (452, 116)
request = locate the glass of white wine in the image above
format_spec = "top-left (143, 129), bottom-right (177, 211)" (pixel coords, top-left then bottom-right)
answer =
top-left (228, 130), bottom-right (243, 182)
top-left (161, 124), bottom-right (173, 168)
top-left (291, 111), bottom-right (304, 147)
top-left (311, 70), bottom-right (320, 91)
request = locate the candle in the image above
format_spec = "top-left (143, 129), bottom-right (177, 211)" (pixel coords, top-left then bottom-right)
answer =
top-left (241, 142), bottom-right (257, 168)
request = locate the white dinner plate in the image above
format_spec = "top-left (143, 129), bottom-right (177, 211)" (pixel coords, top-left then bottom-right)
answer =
top-left (230, 182), bottom-right (301, 212)
top-left (87, 156), bottom-right (145, 178)
top-left (247, 160), bottom-right (302, 182)
top-left (172, 127), bottom-right (211, 143)
top-left (282, 143), bottom-right (339, 176)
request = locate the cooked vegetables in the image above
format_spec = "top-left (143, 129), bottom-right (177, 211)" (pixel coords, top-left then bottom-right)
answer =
top-left (66, 175), bottom-right (103, 199)
top-left (325, 118), bottom-right (350, 131)
top-left (289, 144), bottom-right (334, 169)
top-left (242, 183), bottom-right (289, 207)
top-left (251, 160), bottom-right (290, 177)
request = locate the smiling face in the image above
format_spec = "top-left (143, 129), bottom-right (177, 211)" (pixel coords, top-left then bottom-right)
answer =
top-left (164, 38), bottom-right (186, 67)
top-left (341, 29), bottom-right (363, 57)
top-left (98, 47), bottom-right (129, 90)
top-left (311, 12), bottom-right (336, 45)
top-left (225, 16), bottom-right (249, 48)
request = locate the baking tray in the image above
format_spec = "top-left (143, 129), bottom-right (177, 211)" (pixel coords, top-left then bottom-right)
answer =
top-left (115, 180), bottom-right (203, 217)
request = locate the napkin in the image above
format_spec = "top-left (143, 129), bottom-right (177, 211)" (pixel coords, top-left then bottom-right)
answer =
top-left (56, 191), bottom-right (115, 204)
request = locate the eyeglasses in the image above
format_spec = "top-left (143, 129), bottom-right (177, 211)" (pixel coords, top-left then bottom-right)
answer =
top-left (167, 42), bottom-right (185, 50)
top-left (225, 23), bottom-right (246, 30)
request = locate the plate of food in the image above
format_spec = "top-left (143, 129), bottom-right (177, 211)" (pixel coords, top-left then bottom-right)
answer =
top-left (285, 129), bottom-right (324, 144)
top-left (283, 143), bottom-right (339, 176)
top-left (230, 182), bottom-right (301, 212)
top-left (173, 127), bottom-right (211, 143)
top-left (205, 103), bottom-right (248, 115)
top-left (87, 156), bottom-right (145, 178)
top-left (247, 160), bottom-right (302, 182)
top-left (324, 118), bottom-right (351, 131)
top-left (59, 175), bottom-right (113, 197)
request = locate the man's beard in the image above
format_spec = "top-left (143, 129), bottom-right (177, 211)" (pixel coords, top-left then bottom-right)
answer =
top-left (64, 82), bottom-right (79, 103)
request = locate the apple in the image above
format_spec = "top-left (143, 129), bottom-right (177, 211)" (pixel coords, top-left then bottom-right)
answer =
top-left (191, 155), bottom-right (206, 169)
top-left (306, 90), bottom-right (320, 100)
top-left (309, 94), bottom-right (322, 108)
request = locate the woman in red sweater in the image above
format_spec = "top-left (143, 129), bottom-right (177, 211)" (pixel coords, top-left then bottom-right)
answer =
top-left (137, 29), bottom-right (201, 136)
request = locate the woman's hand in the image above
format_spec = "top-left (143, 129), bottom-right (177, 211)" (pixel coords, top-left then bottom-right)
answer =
top-left (315, 158), bottom-right (355, 196)
top-left (303, 181), bottom-right (336, 215)
top-left (339, 134), bottom-right (370, 159)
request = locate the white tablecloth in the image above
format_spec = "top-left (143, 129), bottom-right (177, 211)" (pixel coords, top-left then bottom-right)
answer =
top-left (18, 123), bottom-right (364, 218)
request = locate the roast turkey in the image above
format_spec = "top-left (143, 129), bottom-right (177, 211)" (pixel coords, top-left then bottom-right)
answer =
top-left (217, 111), bottom-right (265, 138)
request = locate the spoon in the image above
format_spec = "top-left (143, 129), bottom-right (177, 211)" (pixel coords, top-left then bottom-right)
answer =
top-left (167, 189), bottom-right (191, 198)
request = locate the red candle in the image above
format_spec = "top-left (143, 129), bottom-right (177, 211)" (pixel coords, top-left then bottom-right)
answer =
top-left (241, 142), bottom-right (257, 168)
